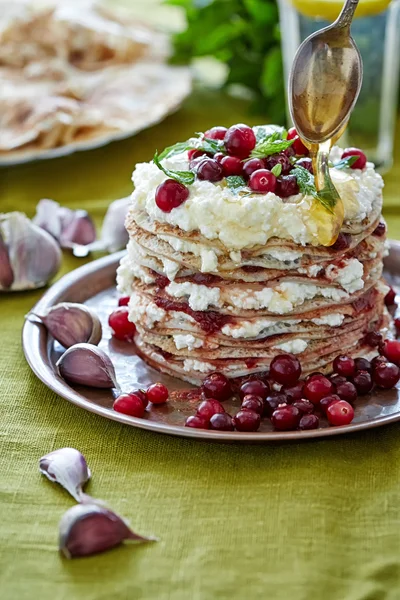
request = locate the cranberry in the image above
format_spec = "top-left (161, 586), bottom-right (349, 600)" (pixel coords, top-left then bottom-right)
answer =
top-left (188, 149), bottom-right (207, 161)
top-left (224, 124), bottom-right (256, 159)
top-left (282, 380), bottom-right (305, 402)
top-left (239, 379), bottom-right (270, 400)
top-left (202, 372), bottom-right (232, 401)
top-left (264, 394), bottom-right (287, 417)
top-left (209, 413), bottom-right (234, 431)
top-left (354, 357), bottom-right (371, 372)
top-left (342, 147), bottom-right (367, 170)
top-left (333, 355), bottom-right (356, 377)
top-left (241, 395), bottom-right (264, 415)
top-left (373, 222), bottom-right (386, 237)
top-left (221, 155), bottom-right (243, 176)
top-left (204, 126), bottom-right (227, 140)
top-left (284, 146), bottom-right (296, 158)
top-left (319, 394), bottom-right (341, 413)
top-left (264, 152), bottom-right (292, 175)
top-left (128, 389), bottom-right (148, 408)
top-left (271, 405), bottom-right (301, 431)
top-left (305, 371), bottom-right (324, 382)
top-left (108, 307), bottom-right (136, 341)
top-left (327, 400), bottom-right (354, 426)
top-left (118, 296), bottom-right (130, 307)
top-left (197, 399), bottom-right (225, 421)
top-left (113, 394), bottom-right (144, 418)
top-left (214, 152), bottom-right (225, 163)
top-left (292, 399), bottom-right (314, 415)
top-left (197, 158), bottom-right (223, 182)
top-left (295, 157), bottom-right (313, 173)
top-left (299, 414), bottom-right (319, 430)
top-left (185, 415), bottom-right (209, 429)
top-left (352, 370), bottom-right (373, 395)
top-left (395, 318), bottom-right (400, 336)
top-left (270, 354), bottom-right (301, 385)
top-left (276, 175), bottom-right (300, 197)
top-left (373, 361), bottom-right (400, 388)
top-left (304, 375), bottom-right (334, 404)
top-left (249, 169), bottom-right (277, 193)
top-left (331, 233), bottom-right (351, 251)
top-left (381, 340), bottom-right (400, 366)
top-left (385, 287), bottom-right (396, 306)
top-left (330, 374), bottom-right (347, 387)
top-left (233, 410), bottom-right (261, 432)
top-left (155, 179), bottom-right (189, 212)
top-left (287, 127), bottom-right (309, 156)
top-left (336, 381), bottom-right (357, 403)
top-left (371, 355), bottom-right (387, 370)
top-left (365, 331), bottom-right (383, 347)
top-left (189, 155), bottom-right (208, 171)
top-left (243, 158), bottom-right (265, 178)
top-left (147, 383), bottom-right (169, 404)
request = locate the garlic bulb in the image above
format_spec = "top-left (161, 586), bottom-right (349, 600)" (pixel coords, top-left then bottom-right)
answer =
top-left (0, 212), bottom-right (61, 292)
top-left (59, 503), bottom-right (157, 559)
top-left (30, 302), bottom-right (102, 348)
top-left (40, 448), bottom-right (92, 503)
top-left (56, 343), bottom-right (119, 389)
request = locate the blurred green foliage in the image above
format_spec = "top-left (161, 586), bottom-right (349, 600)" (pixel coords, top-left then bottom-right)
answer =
top-left (165, 0), bottom-right (285, 121)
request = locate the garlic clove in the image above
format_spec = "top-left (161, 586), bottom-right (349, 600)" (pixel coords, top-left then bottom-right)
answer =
top-left (30, 302), bottom-right (102, 348)
top-left (39, 447), bottom-right (91, 503)
top-left (59, 503), bottom-right (157, 559)
top-left (33, 198), bottom-right (66, 240)
top-left (0, 229), bottom-right (14, 289)
top-left (75, 196), bottom-right (130, 256)
top-left (0, 212), bottom-right (62, 292)
top-left (56, 343), bottom-right (119, 389)
top-left (60, 210), bottom-right (96, 250)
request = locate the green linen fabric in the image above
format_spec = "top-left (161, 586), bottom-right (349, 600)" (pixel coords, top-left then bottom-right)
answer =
top-left (1, 89), bottom-right (400, 600)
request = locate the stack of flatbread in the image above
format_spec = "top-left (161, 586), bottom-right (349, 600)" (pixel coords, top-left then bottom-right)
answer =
top-left (0, 0), bottom-right (190, 160)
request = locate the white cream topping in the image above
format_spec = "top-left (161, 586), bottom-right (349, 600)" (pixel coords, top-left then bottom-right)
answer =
top-left (221, 319), bottom-right (301, 339)
top-left (173, 334), bottom-right (204, 350)
top-left (128, 292), bottom-right (166, 329)
top-left (273, 339), bottom-right (308, 354)
top-left (166, 281), bottom-right (222, 311)
top-left (311, 313), bottom-right (344, 326)
top-left (159, 234), bottom-right (219, 272)
top-left (267, 249), bottom-right (303, 262)
top-left (183, 359), bottom-right (214, 374)
top-left (325, 258), bottom-right (364, 293)
top-left (130, 144), bottom-right (383, 250)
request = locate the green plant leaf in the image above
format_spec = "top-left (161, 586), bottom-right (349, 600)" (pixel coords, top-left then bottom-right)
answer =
top-left (271, 163), bottom-right (282, 177)
top-left (333, 155), bottom-right (359, 170)
top-left (158, 141), bottom-right (191, 160)
top-left (153, 151), bottom-right (195, 186)
top-left (291, 166), bottom-right (337, 213)
top-left (225, 175), bottom-right (247, 192)
top-left (251, 133), bottom-right (294, 158)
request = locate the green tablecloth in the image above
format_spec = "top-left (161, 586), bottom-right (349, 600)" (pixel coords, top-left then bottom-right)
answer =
top-left (1, 89), bottom-right (400, 600)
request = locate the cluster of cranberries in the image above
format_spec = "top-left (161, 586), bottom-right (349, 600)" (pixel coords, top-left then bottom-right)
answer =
top-left (108, 298), bottom-right (136, 341)
top-left (185, 344), bottom-right (400, 432)
top-left (155, 123), bottom-right (368, 213)
top-left (113, 382), bottom-right (169, 418)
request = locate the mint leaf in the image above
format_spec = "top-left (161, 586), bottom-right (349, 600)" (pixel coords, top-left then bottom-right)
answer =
top-left (226, 175), bottom-right (247, 193)
top-left (158, 141), bottom-right (191, 160)
top-left (158, 136), bottom-right (225, 161)
top-left (291, 166), bottom-right (336, 214)
top-left (153, 151), bottom-right (195, 186)
top-left (251, 133), bottom-right (294, 158)
top-left (270, 163), bottom-right (282, 177)
top-left (197, 136), bottom-right (225, 155)
top-left (333, 155), bottom-right (359, 170)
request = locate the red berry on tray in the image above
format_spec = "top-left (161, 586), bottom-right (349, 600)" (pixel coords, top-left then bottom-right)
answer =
top-left (319, 394), bottom-right (341, 413)
top-left (264, 395), bottom-right (287, 417)
top-left (333, 355), bottom-right (356, 377)
top-left (299, 414), bottom-right (319, 430)
top-left (224, 124), bottom-right (256, 158)
top-left (108, 307), bottom-right (136, 341)
top-left (342, 147), bottom-right (367, 170)
top-left (365, 331), bottom-right (383, 347)
top-left (336, 381), bottom-right (357, 403)
top-left (371, 355), bottom-right (387, 370)
top-left (373, 362), bottom-right (400, 389)
top-left (113, 394), bottom-right (145, 418)
top-left (209, 413), bottom-right (234, 431)
top-left (118, 296), bottom-right (130, 307)
top-left (304, 374), bottom-right (334, 404)
top-left (155, 179), bottom-right (189, 212)
top-left (326, 400), bottom-right (354, 426)
top-left (197, 158), bottom-right (224, 182)
top-left (147, 383), bottom-right (169, 404)
top-left (197, 399), bottom-right (225, 422)
top-left (381, 340), bottom-right (400, 366)
top-left (241, 395), bottom-right (264, 415)
top-left (204, 126), bottom-right (228, 140)
top-left (249, 169), bottom-right (277, 193)
top-left (185, 415), bottom-right (209, 429)
top-left (287, 127), bottom-right (309, 156)
top-left (352, 370), bottom-right (373, 395)
top-left (221, 155), bottom-right (243, 177)
top-left (292, 399), bottom-right (314, 415)
top-left (239, 379), bottom-right (270, 400)
top-left (330, 374), bottom-right (347, 387)
top-left (271, 405), bottom-right (301, 431)
top-left (282, 380), bottom-right (305, 402)
top-left (385, 286), bottom-right (396, 306)
top-left (354, 357), bottom-right (371, 372)
top-left (270, 354), bottom-right (301, 385)
top-left (395, 318), bottom-right (400, 336)
top-left (233, 410), bottom-right (261, 432)
top-left (275, 175), bottom-right (299, 197)
top-left (243, 158), bottom-right (265, 178)
top-left (128, 389), bottom-right (148, 408)
top-left (202, 372), bottom-right (232, 401)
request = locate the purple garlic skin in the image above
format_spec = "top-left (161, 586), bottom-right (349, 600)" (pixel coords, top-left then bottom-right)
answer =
top-left (39, 447), bottom-right (91, 503)
top-left (31, 302), bottom-right (102, 348)
top-left (59, 503), bottom-right (157, 559)
top-left (56, 343), bottom-right (119, 389)
top-left (60, 210), bottom-right (96, 249)
top-left (0, 212), bottom-right (61, 292)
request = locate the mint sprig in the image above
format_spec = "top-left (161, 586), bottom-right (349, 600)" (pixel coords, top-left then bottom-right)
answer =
top-left (270, 163), bottom-right (282, 177)
top-left (158, 135), bottom-right (226, 161)
top-left (153, 151), bottom-right (195, 186)
top-left (291, 166), bottom-right (337, 214)
top-left (225, 175), bottom-right (248, 193)
top-left (158, 141), bottom-right (191, 161)
top-left (251, 132), bottom-right (294, 159)
top-left (332, 155), bottom-right (359, 170)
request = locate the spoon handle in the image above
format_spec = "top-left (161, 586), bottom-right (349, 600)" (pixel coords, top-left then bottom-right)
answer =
top-left (335, 0), bottom-right (360, 29)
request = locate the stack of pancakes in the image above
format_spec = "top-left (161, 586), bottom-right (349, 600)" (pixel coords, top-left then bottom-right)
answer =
top-left (118, 149), bottom-right (390, 385)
